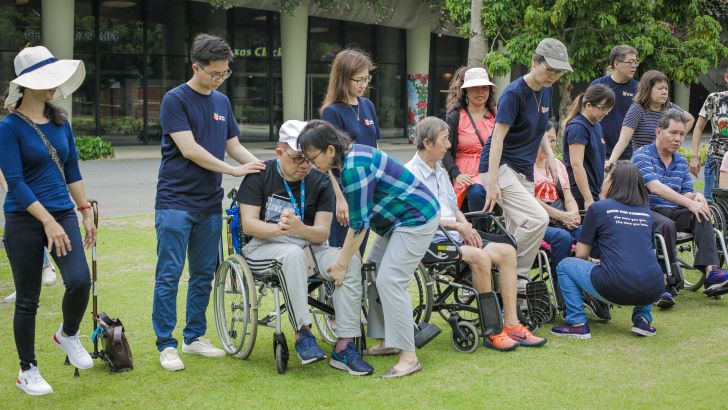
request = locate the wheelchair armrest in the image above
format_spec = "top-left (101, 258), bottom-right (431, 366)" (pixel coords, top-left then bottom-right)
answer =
top-left (463, 211), bottom-right (495, 221)
top-left (437, 224), bottom-right (463, 258)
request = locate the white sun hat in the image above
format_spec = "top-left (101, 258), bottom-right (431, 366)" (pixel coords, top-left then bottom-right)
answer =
top-left (460, 67), bottom-right (496, 89)
top-left (278, 120), bottom-right (308, 150)
top-left (4, 46), bottom-right (85, 109)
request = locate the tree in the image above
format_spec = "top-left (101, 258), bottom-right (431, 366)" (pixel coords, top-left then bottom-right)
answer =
top-left (467, 0), bottom-right (486, 67)
top-left (443, 0), bottom-right (728, 121)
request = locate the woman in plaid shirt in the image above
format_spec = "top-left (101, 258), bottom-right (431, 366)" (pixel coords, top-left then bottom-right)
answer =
top-left (299, 120), bottom-right (439, 378)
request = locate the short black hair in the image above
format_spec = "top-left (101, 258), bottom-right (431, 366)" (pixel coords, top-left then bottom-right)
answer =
top-left (297, 120), bottom-right (352, 167)
top-left (190, 33), bottom-right (233, 66)
top-left (605, 162), bottom-right (649, 207)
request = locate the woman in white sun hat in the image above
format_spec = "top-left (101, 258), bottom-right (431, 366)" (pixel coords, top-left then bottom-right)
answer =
top-left (0, 46), bottom-right (96, 396)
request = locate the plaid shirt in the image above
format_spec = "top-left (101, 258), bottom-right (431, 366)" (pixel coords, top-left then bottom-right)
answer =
top-left (341, 144), bottom-right (439, 237)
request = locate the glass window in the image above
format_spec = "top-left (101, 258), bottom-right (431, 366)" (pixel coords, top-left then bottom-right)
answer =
top-left (376, 26), bottom-right (403, 65)
top-left (372, 63), bottom-right (404, 137)
top-left (188, 1), bottom-right (227, 41)
top-left (232, 8), bottom-right (269, 59)
top-left (73, 0), bottom-right (95, 54)
top-left (0, 0), bottom-right (41, 51)
top-left (98, 0), bottom-right (143, 54)
top-left (430, 34), bottom-right (467, 117)
top-left (147, 0), bottom-right (188, 56)
top-left (309, 17), bottom-right (340, 65)
top-left (71, 53), bottom-right (96, 135)
top-left (97, 54), bottom-right (144, 143)
top-left (344, 22), bottom-right (371, 51)
top-left (146, 55), bottom-right (189, 141)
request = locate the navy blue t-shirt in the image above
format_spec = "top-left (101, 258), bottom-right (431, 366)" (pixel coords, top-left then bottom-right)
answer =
top-left (479, 76), bottom-right (552, 181)
top-left (321, 97), bottom-right (380, 148)
top-left (563, 114), bottom-right (606, 202)
top-left (156, 84), bottom-right (241, 213)
top-left (579, 199), bottom-right (664, 306)
top-left (590, 75), bottom-right (638, 160)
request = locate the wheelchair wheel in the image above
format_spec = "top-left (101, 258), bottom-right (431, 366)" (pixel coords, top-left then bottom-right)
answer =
top-left (450, 321), bottom-right (479, 353)
top-left (677, 239), bottom-right (705, 292)
top-left (275, 341), bottom-right (288, 374)
top-left (516, 295), bottom-right (539, 331)
top-left (410, 263), bottom-right (433, 324)
top-left (213, 254), bottom-right (258, 359)
top-left (312, 282), bottom-right (337, 345)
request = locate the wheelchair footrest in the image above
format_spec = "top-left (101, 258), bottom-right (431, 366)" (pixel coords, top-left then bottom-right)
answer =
top-left (414, 323), bottom-right (441, 349)
top-left (477, 291), bottom-right (503, 337)
top-left (525, 281), bottom-right (554, 325)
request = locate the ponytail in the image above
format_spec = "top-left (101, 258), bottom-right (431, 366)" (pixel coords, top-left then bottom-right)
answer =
top-left (564, 94), bottom-right (584, 126)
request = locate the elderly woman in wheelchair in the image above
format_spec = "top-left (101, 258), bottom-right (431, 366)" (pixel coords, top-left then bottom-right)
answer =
top-left (405, 117), bottom-right (547, 351)
top-left (236, 120), bottom-right (372, 375)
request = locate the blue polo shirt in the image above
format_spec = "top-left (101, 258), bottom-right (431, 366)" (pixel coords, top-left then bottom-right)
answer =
top-left (590, 75), bottom-right (638, 159)
top-left (156, 83), bottom-right (240, 213)
top-left (563, 114), bottom-right (606, 202)
top-left (579, 198), bottom-right (664, 306)
top-left (632, 142), bottom-right (692, 209)
top-left (321, 97), bottom-right (380, 148)
top-left (479, 76), bottom-right (552, 181)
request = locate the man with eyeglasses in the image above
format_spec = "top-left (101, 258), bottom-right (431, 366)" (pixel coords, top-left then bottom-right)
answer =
top-left (154, 33), bottom-right (265, 372)
top-left (236, 120), bottom-right (373, 376)
top-left (590, 45), bottom-right (640, 160)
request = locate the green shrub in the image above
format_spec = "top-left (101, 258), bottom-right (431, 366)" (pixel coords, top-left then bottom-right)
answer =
top-left (75, 136), bottom-right (115, 160)
top-left (678, 144), bottom-right (708, 164)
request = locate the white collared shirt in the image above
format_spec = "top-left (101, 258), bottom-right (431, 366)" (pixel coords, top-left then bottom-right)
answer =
top-left (404, 152), bottom-right (461, 243)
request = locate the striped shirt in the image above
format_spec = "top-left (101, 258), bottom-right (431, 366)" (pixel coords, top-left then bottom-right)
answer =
top-left (341, 144), bottom-right (440, 238)
top-left (623, 102), bottom-right (683, 151)
top-left (632, 142), bottom-right (692, 209)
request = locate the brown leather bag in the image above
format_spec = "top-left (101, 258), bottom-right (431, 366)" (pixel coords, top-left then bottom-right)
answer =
top-left (96, 312), bottom-right (133, 373)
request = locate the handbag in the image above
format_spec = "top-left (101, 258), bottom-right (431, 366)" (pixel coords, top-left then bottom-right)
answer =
top-left (93, 312), bottom-right (134, 373)
top-left (12, 111), bottom-right (65, 179)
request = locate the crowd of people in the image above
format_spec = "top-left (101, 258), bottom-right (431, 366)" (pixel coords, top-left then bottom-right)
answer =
top-left (3, 31), bottom-right (728, 396)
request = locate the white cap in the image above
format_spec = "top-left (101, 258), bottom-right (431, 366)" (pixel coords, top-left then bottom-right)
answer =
top-left (278, 120), bottom-right (308, 150)
top-left (460, 67), bottom-right (496, 89)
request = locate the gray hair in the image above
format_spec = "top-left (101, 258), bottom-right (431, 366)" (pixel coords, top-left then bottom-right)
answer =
top-left (657, 108), bottom-right (686, 130)
top-left (609, 44), bottom-right (638, 68)
top-left (415, 116), bottom-right (449, 150)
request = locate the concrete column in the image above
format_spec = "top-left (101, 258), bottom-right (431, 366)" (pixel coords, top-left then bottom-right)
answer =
top-left (281, 4), bottom-right (308, 121)
top-left (492, 41), bottom-right (510, 101)
top-left (42, 0), bottom-right (75, 117)
top-left (406, 25), bottom-right (431, 142)
top-left (674, 81), bottom-right (691, 112)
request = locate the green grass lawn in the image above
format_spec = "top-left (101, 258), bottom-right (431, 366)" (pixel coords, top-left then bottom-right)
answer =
top-left (1, 215), bottom-right (727, 408)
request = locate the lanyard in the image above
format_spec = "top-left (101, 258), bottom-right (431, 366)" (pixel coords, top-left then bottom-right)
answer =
top-left (276, 160), bottom-right (305, 221)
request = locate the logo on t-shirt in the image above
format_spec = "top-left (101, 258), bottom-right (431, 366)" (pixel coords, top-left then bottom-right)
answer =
top-left (213, 112), bottom-right (226, 122)
top-left (718, 116), bottom-right (728, 137)
top-left (364, 119), bottom-right (375, 126)
top-left (622, 91), bottom-right (635, 97)
top-left (264, 195), bottom-right (295, 223)
top-left (540, 106), bottom-right (550, 114)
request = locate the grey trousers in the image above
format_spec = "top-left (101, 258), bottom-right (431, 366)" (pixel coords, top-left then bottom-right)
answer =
top-left (365, 217), bottom-right (438, 352)
top-left (243, 238), bottom-right (363, 338)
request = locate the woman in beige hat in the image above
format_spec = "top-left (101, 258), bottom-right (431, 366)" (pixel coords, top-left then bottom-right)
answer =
top-left (444, 66), bottom-right (497, 213)
top-left (1, 46), bottom-right (95, 396)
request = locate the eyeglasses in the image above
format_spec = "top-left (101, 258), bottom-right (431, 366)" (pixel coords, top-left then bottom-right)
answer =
top-left (541, 63), bottom-right (565, 76)
top-left (285, 150), bottom-right (311, 165)
top-left (301, 149), bottom-right (324, 164)
top-left (197, 64), bottom-right (232, 81)
top-left (350, 75), bottom-right (372, 86)
top-left (617, 59), bottom-right (640, 67)
top-left (593, 104), bottom-right (612, 115)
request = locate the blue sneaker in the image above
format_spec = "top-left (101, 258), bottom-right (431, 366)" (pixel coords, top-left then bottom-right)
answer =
top-left (551, 323), bottom-right (591, 339)
top-left (330, 341), bottom-right (374, 376)
top-left (704, 267), bottom-right (728, 296)
top-left (655, 291), bottom-right (676, 309)
top-left (631, 318), bottom-right (656, 337)
top-left (295, 329), bottom-right (326, 364)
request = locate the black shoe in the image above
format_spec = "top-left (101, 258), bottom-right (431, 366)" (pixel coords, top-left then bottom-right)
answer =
top-left (583, 295), bottom-right (611, 321)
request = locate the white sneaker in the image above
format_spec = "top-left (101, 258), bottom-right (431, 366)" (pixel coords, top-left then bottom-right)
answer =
top-left (160, 347), bottom-right (184, 371)
top-left (181, 337), bottom-right (226, 357)
top-left (16, 365), bottom-right (53, 396)
top-left (2, 291), bottom-right (16, 304)
top-left (42, 265), bottom-right (57, 286)
top-left (52, 324), bottom-right (93, 370)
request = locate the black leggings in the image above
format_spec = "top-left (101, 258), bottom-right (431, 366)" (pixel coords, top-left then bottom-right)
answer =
top-left (4, 209), bottom-right (91, 370)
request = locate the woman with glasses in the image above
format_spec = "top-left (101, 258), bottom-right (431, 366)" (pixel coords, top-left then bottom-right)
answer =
top-left (563, 84), bottom-right (616, 210)
top-left (606, 70), bottom-right (695, 170)
top-left (478, 38), bottom-right (572, 284)
top-left (320, 48), bottom-right (379, 250)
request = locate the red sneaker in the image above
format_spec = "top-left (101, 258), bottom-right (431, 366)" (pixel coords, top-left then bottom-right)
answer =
top-left (504, 324), bottom-right (547, 347)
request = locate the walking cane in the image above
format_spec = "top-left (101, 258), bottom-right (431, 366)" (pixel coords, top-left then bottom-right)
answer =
top-left (90, 200), bottom-right (99, 358)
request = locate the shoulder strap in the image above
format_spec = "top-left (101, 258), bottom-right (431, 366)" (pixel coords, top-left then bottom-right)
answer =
top-left (12, 112), bottom-right (65, 180)
top-left (463, 108), bottom-right (486, 147)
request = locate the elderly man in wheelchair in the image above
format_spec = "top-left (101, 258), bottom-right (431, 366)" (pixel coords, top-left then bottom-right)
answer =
top-left (236, 120), bottom-right (373, 375)
top-left (404, 117), bottom-right (547, 352)
top-left (632, 109), bottom-right (728, 308)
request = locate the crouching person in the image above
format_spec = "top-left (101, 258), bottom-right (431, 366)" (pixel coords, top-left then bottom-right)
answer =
top-left (237, 120), bottom-right (373, 375)
top-left (406, 117), bottom-right (546, 351)
top-left (552, 163), bottom-right (664, 339)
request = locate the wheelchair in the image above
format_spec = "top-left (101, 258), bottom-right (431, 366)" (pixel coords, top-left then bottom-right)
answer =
top-left (654, 193), bottom-right (728, 297)
top-left (213, 189), bottom-right (434, 372)
top-left (416, 211), bottom-right (555, 353)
